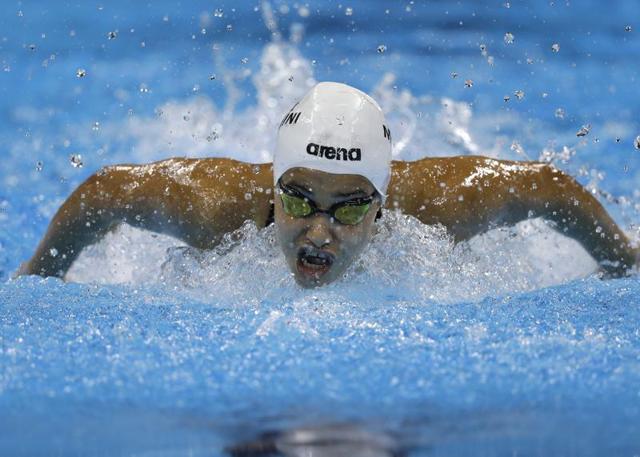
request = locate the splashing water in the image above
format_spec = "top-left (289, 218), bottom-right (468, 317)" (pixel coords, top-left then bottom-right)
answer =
top-left (67, 211), bottom-right (596, 304)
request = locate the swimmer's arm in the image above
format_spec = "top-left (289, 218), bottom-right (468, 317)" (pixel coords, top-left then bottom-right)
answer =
top-left (18, 158), bottom-right (274, 278)
top-left (391, 157), bottom-right (638, 276)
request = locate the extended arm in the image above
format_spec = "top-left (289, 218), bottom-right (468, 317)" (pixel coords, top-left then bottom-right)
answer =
top-left (388, 156), bottom-right (639, 276)
top-left (18, 158), bottom-right (273, 278)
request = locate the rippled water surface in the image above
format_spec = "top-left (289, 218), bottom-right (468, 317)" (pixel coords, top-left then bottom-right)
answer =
top-left (1, 1), bottom-right (640, 455)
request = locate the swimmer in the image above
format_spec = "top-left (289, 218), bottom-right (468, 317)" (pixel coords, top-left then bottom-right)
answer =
top-left (18, 82), bottom-right (640, 286)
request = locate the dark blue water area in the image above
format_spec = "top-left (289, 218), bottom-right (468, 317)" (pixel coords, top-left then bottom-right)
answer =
top-left (2, 0), bottom-right (640, 455)
top-left (1, 276), bottom-right (640, 455)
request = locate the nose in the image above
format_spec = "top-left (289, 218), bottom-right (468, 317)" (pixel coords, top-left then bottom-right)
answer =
top-left (305, 215), bottom-right (333, 248)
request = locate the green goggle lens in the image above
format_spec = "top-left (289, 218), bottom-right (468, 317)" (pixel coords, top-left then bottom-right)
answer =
top-left (280, 193), bottom-right (313, 217)
top-left (279, 192), bottom-right (372, 225)
top-left (334, 202), bottom-right (371, 225)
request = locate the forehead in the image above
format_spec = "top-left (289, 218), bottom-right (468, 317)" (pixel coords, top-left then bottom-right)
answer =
top-left (280, 167), bottom-right (375, 196)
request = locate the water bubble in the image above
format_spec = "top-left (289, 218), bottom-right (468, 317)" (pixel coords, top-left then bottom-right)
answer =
top-left (576, 124), bottom-right (591, 137)
top-left (288, 75), bottom-right (294, 82)
top-left (514, 90), bottom-right (525, 100)
top-left (76, 68), bottom-right (86, 78)
top-left (336, 115), bottom-right (345, 125)
top-left (28, 44), bottom-right (36, 51)
top-left (139, 83), bottom-right (149, 93)
top-left (625, 25), bottom-right (632, 32)
top-left (70, 154), bottom-right (83, 168)
top-left (635, 136), bottom-right (640, 149)
top-left (192, 84), bottom-right (200, 92)
top-left (504, 32), bottom-right (515, 44)
top-left (450, 71), bottom-right (458, 78)
top-left (551, 43), bottom-right (560, 53)
top-left (17, 10), bottom-right (23, 16)
top-left (226, 24), bottom-right (233, 32)
top-left (526, 58), bottom-right (534, 65)
top-left (555, 108), bottom-right (565, 119)
top-left (464, 79), bottom-right (473, 88)
top-left (345, 7), bottom-right (353, 16)
top-left (107, 31), bottom-right (117, 40)
top-left (36, 161), bottom-right (43, 171)
top-left (92, 121), bottom-right (100, 131)
top-left (377, 44), bottom-right (387, 54)
top-left (298, 6), bottom-right (310, 17)
top-left (244, 193), bottom-right (252, 201)
top-left (206, 131), bottom-right (219, 142)
top-left (503, 95), bottom-right (510, 102)
top-left (49, 248), bottom-right (58, 257)
top-left (163, 15), bottom-right (169, 22)
top-left (209, 74), bottom-right (216, 80)
top-left (240, 57), bottom-right (248, 64)
top-left (503, 2), bottom-right (511, 7)
top-left (213, 8), bottom-right (223, 18)
top-left (616, 137), bottom-right (621, 143)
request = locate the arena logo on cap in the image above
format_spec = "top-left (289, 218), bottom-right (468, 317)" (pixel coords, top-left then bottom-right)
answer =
top-left (306, 142), bottom-right (361, 161)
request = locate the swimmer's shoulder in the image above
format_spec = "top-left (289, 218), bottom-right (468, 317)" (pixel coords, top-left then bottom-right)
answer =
top-left (391, 155), bottom-right (547, 181)
top-left (102, 156), bottom-right (273, 189)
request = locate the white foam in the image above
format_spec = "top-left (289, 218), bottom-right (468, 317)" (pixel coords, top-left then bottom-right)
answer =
top-left (66, 211), bottom-right (596, 304)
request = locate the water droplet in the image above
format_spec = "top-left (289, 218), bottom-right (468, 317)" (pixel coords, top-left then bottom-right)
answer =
top-left (503, 2), bottom-right (511, 8)
top-left (625, 25), bottom-right (632, 32)
top-left (244, 193), bottom-right (252, 201)
top-left (555, 108), bottom-right (565, 119)
top-left (213, 8), bottom-right (224, 18)
top-left (192, 84), bottom-right (200, 92)
top-left (464, 79), bottom-right (473, 88)
top-left (206, 131), bottom-right (219, 142)
top-left (336, 115), bottom-right (344, 125)
top-left (514, 90), bottom-right (525, 100)
top-left (107, 31), bottom-right (117, 40)
top-left (551, 43), bottom-right (560, 53)
top-left (209, 74), bottom-right (216, 80)
top-left (288, 75), bottom-right (294, 82)
top-left (36, 161), bottom-right (43, 171)
top-left (504, 32), bottom-right (514, 44)
top-left (345, 7), bottom-right (353, 16)
top-left (240, 57), bottom-right (248, 64)
top-left (503, 95), bottom-right (510, 102)
top-left (377, 44), bottom-right (387, 54)
top-left (635, 135), bottom-right (640, 149)
top-left (576, 124), bottom-right (591, 137)
top-left (450, 71), bottom-right (458, 78)
top-left (183, 114), bottom-right (190, 122)
top-left (163, 15), bottom-right (169, 22)
top-left (526, 58), bottom-right (534, 65)
top-left (17, 10), bottom-right (23, 17)
top-left (92, 121), bottom-right (100, 131)
top-left (49, 248), bottom-right (58, 257)
top-left (616, 137), bottom-right (621, 143)
top-left (76, 68), bottom-right (86, 78)
top-left (298, 6), bottom-right (310, 17)
top-left (139, 83), bottom-right (149, 93)
top-left (28, 44), bottom-right (36, 51)
top-left (70, 154), bottom-right (83, 168)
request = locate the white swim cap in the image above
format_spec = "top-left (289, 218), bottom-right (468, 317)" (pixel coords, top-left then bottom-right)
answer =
top-left (273, 82), bottom-right (392, 200)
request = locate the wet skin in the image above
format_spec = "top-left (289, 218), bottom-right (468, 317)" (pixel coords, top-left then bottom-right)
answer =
top-left (18, 155), bottom-right (640, 280)
top-left (275, 168), bottom-right (382, 288)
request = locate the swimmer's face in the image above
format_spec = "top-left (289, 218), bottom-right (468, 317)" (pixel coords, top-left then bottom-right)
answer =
top-left (275, 167), bottom-right (381, 288)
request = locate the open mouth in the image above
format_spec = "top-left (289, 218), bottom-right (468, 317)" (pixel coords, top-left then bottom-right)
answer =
top-left (296, 247), bottom-right (335, 279)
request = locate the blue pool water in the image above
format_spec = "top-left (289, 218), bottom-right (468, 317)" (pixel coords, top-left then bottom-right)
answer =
top-left (1, 1), bottom-right (640, 455)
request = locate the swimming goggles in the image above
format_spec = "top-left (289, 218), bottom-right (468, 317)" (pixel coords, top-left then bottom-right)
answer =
top-left (278, 181), bottom-right (375, 225)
